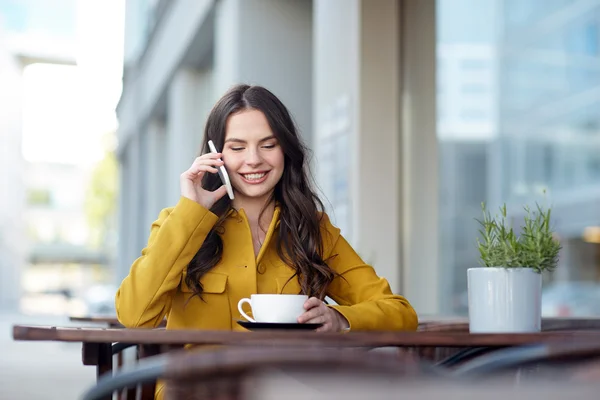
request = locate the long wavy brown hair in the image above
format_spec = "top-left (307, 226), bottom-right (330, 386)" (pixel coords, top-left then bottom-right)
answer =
top-left (185, 84), bottom-right (338, 300)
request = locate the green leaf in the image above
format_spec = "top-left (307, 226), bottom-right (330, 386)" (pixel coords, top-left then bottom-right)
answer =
top-left (474, 200), bottom-right (561, 272)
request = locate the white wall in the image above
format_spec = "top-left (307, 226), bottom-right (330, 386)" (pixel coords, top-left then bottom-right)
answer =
top-left (166, 69), bottom-right (209, 206)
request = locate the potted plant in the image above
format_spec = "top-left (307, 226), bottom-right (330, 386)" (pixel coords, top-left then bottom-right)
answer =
top-left (468, 201), bottom-right (561, 333)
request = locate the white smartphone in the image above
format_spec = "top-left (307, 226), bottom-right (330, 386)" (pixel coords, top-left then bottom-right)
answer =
top-left (208, 140), bottom-right (235, 200)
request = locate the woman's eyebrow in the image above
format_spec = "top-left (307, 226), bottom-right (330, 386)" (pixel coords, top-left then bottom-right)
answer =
top-left (259, 135), bottom-right (276, 142)
top-left (224, 137), bottom-right (246, 143)
top-left (224, 135), bottom-right (276, 144)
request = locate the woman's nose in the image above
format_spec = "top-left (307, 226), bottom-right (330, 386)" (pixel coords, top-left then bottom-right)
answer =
top-left (244, 149), bottom-right (262, 166)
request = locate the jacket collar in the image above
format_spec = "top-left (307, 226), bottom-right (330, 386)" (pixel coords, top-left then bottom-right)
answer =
top-left (227, 203), bottom-right (282, 263)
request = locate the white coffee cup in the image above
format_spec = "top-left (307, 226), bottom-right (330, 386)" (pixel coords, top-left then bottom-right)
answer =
top-left (237, 294), bottom-right (308, 323)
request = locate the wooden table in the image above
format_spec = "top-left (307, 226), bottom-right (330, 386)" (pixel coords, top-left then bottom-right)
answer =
top-left (416, 317), bottom-right (600, 360)
top-left (13, 323), bottom-right (600, 400)
top-left (13, 325), bottom-right (600, 347)
top-left (13, 325), bottom-right (600, 378)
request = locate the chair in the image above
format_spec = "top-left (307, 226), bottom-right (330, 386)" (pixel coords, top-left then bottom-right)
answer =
top-left (416, 317), bottom-right (600, 366)
top-left (451, 339), bottom-right (600, 381)
top-left (70, 316), bottom-right (168, 400)
top-left (81, 345), bottom-right (441, 400)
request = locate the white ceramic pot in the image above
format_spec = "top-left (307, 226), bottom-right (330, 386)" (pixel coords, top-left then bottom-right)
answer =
top-left (467, 267), bottom-right (542, 333)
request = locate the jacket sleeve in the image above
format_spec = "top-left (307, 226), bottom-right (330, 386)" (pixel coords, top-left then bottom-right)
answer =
top-left (115, 196), bottom-right (219, 328)
top-left (322, 214), bottom-right (418, 331)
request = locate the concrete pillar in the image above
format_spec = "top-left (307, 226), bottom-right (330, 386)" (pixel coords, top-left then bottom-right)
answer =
top-left (116, 133), bottom-right (141, 281)
top-left (356, 0), bottom-right (402, 293)
top-left (214, 0), bottom-right (313, 145)
top-left (145, 119), bottom-right (167, 227)
top-left (166, 68), bottom-right (207, 207)
top-left (400, 0), bottom-right (439, 314)
top-left (130, 133), bottom-right (143, 263)
top-left (194, 69), bottom-right (215, 152)
top-left (137, 128), bottom-right (149, 249)
top-left (116, 144), bottom-right (130, 282)
top-left (313, 0), bottom-right (439, 315)
top-left (313, 0), bottom-right (360, 246)
top-left (313, 0), bottom-right (405, 295)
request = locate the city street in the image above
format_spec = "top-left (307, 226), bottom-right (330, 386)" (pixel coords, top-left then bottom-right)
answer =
top-left (0, 311), bottom-right (96, 399)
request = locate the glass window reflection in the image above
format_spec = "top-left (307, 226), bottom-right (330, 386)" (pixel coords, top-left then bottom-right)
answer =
top-left (437, 0), bottom-right (600, 316)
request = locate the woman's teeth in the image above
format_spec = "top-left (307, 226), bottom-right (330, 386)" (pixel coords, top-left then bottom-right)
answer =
top-left (243, 173), bottom-right (266, 180)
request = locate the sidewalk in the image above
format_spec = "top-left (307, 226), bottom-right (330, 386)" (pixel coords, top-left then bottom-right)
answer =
top-left (0, 311), bottom-right (96, 399)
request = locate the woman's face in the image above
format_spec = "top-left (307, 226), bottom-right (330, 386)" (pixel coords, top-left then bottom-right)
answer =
top-left (222, 109), bottom-right (285, 203)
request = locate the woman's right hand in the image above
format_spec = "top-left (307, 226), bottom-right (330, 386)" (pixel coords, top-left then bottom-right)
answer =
top-left (180, 153), bottom-right (229, 209)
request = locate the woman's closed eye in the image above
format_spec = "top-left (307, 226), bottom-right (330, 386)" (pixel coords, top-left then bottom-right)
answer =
top-left (229, 143), bottom-right (277, 151)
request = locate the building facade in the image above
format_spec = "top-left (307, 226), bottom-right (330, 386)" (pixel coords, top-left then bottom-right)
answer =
top-left (116, 0), bottom-right (438, 313)
top-left (116, 0), bottom-right (600, 316)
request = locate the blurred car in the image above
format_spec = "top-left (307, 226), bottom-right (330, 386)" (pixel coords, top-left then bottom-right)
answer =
top-left (542, 281), bottom-right (600, 317)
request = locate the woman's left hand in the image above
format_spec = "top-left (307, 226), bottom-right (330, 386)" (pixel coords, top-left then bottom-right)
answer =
top-left (297, 297), bottom-right (350, 332)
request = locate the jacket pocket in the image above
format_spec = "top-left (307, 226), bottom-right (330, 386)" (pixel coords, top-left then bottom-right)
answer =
top-left (171, 272), bottom-right (231, 329)
top-left (276, 275), bottom-right (302, 295)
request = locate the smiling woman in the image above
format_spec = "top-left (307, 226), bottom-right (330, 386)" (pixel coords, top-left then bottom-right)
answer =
top-left (115, 83), bottom-right (417, 368)
top-left (115, 84), bottom-right (418, 399)
top-left (116, 84), bottom-right (417, 331)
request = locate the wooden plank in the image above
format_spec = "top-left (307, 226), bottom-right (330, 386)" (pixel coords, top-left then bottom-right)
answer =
top-left (82, 342), bottom-right (100, 366)
top-left (81, 342), bottom-right (113, 400)
top-left (96, 343), bottom-right (112, 377)
top-left (12, 325), bottom-right (600, 348)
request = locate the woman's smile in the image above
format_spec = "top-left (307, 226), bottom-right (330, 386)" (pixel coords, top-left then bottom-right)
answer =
top-left (240, 171), bottom-right (270, 183)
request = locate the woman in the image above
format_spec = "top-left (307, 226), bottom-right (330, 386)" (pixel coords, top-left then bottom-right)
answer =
top-left (115, 83), bottom-right (417, 333)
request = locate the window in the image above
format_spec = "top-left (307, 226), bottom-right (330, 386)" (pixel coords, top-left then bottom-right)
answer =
top-left (461, 83), bottom-right (488, 94)
top-left (460, 109), bottom-right (488, 120)
top-left (437, 0), bottom-right (600, 315)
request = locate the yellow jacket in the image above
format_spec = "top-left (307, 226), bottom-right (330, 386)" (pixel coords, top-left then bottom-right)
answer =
top-left (116, 196), bottom-right (417, 332)
top-left (116, 196), bottom-right (417, 399)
